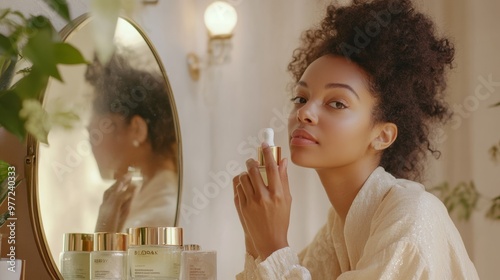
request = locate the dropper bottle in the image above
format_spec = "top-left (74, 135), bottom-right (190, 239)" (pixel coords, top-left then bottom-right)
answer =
top-left (257, 128), bottom-right (281, 185)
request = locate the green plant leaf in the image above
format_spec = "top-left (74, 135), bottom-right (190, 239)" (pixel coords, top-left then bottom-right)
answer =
top-left (437, 181), bottom-right (478, 221)
top-left (90, 0), bottom-right (121, 64)
top-left (0, 90), bottom-right (25, 140)
top-left (26, 15), bottom-right (53, 32)
top-left (42, 0), bottom-right (71, 22)
top-left (0, 160), bottom-right (9, 183)
top-left (0, 34), bottom-right (16, 56)
top-left (486, 196), bottom-right (500, 220)
top-left (22, 27), bottom-right (61, 81)
top-left (0, 9), bottom-right (11, 21)
top-left (12, 67), bottom-right (49, 99)
top-left (0, 210), bottom-right (11, 228)
top-left (0, 179), bottom-right (19, 208)
top-left (0, 161), bottom-right (20, 214)
top-left (54, 43), bottom-right (88, 64)
top-left (0, 175), bottom-right (18, 208)
top-left (0, 56), bottom-right (17, 91)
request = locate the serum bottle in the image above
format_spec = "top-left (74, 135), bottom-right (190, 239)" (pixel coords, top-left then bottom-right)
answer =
top-left (60, 233), bottom-right (93, 280)
top-left (90, 232), bottom-right (128, 280)
top-left (257, 128), bottom-right (281, 185)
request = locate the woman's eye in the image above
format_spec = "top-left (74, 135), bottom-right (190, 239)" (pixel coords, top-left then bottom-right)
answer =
top-left (291, 96), bottom-right (307, 104)
top-left (329, 101), bottom-right (347, 109)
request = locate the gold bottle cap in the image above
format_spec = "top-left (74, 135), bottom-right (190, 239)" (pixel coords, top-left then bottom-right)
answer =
top-left (63, 233), bottom-right (93, 252)
top-left (183, 244), bottom-right (201, 251)
top-left (94, 232), bottom-right (128, 251)
top-left (128, 227), bottom-right (183, 246)
top-left (258, 146), bottom-right (281, 166)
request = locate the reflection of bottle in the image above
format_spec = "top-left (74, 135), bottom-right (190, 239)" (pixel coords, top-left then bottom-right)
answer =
top-left (127, 166), bottom-right (143, 185)
top-left (257, 128), bottom-right (281, 185)
top-left (90, 233), bottom-right (128, 280)
top-left (127, 227), bottom-right (183, 280)
top-left (60, 233), bottom-right (93, 280)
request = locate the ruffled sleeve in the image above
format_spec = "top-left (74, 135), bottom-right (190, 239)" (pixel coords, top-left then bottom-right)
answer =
top-left (236, 247), bottom-right (312, 280)
top-left (236, 208), bottom-right (338, 279)
top-left (257, 247), bottom-right (311, 279)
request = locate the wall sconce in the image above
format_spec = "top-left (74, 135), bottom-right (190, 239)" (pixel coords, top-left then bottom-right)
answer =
top-left (187, 1), bottom-right (238, 81)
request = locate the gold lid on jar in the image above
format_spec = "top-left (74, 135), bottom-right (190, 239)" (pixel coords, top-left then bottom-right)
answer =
top-left (128, 227), bottom-right (183, 246)
top-left (94, 232), bottom-right (128, 251)
top-left (183, 244), bottom-right (201, 251)
top-left (63, 233), bottom-right (93, 252)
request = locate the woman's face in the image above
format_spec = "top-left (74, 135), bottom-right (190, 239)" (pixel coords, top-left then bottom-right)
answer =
top-left (288, 55), bottom-right (379, 170)
top-left (87, 113), bottom-right (135, 175)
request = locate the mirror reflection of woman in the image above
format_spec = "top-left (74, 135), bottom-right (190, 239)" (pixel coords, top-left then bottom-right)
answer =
top-left (233, 0), bottom-right (479, 279)
top-left (85, 54), bottom-right (178, 233)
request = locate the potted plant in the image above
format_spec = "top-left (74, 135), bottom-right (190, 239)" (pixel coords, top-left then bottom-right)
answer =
top-left (0, 0), bottom-right (87, 144)
top-left (431, 102), bottom-right (500, 221)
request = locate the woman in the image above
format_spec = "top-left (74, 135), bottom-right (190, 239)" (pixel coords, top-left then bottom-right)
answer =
top-left (233, 0), bottom-right (479, 279)
top-left (85, 54), bottom-right (179, 233)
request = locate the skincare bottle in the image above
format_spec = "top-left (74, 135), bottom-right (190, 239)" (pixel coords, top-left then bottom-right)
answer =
top-left (258, 128), bottom-right (281, 185)
top-left (60, 233), bottom-right (93, 280)
top-left (128, 227), bottom-right (183, 280)
top-left (90, 232), bottom-right (128, 280)
top-left (180, 248), bottom-right (217, 280)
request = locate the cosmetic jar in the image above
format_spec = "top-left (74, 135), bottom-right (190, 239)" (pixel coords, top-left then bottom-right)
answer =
top-left (60, 233), bottom-right (93, 280)
top-left (180, 249), bottom-right (217, 280)
top-left (128, 227), bottom-right (183, 279)
top-left (90, 232), bottom-right (128, 279)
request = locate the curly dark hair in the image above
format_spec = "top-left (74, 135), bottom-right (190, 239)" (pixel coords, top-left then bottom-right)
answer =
top-left (288, 0), bottom-right (455, 181)
top-left (85, 54), bottom-right (177, 160)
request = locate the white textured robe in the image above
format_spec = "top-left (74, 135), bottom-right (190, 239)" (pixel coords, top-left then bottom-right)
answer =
top-left (122, 169), bottom-right (178, 231)
top-left (237, 167), bottom-right (479, 279)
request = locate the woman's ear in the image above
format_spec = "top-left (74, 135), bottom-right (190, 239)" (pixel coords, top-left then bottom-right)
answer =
top-left (129, 115), bottom-right (148, 145)
top-left (371, 122), bottom-right (397, 151)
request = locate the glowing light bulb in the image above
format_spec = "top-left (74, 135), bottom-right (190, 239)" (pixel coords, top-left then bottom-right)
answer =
top-left (204, 1), bottom-right (238, 39)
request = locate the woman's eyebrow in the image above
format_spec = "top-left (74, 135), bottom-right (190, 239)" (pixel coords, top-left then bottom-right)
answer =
top-left (297, 80), bottom-right (359, 99)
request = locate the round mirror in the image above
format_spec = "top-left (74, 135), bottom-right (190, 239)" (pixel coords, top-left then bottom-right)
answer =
top-left (25, 14), bottom-right (182, 278)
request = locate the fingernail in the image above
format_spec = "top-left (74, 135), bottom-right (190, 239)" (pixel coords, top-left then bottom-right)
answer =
top-left (246, 159), bottom-right (256, 168)
top-left (262, 142), bottom-right (269, 149)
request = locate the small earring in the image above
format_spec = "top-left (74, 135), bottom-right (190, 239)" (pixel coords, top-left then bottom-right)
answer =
top-left (132, 140), bottom-right (139, 147)
top-left (372, 143), bottom-right (379, 150)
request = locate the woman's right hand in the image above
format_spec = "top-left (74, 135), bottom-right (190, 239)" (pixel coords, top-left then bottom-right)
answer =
top-left (95, 173), bottom-right (136, 232)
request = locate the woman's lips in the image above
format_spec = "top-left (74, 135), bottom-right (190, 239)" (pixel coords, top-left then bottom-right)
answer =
top-left (290, 129), bottom-right (319, 146)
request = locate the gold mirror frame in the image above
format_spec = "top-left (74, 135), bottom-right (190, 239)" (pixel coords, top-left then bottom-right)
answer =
top-left (25, 13), bottom-right (183, 279)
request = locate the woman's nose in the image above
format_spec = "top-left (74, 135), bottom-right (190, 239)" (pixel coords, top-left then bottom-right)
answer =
top-left (296, 103), bottom-right (318, 125)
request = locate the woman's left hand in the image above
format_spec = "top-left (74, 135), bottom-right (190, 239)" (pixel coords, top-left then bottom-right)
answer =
top-left (235, 143), bottom-right (291, 260)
